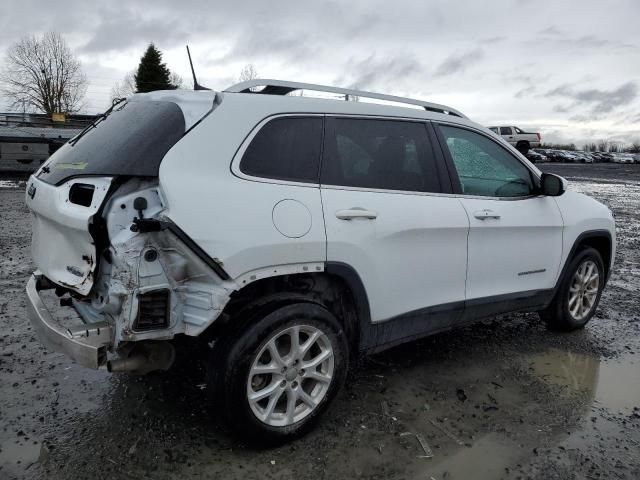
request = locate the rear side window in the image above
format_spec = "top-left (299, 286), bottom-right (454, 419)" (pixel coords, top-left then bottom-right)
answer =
top-left (240, 117), bottom-right (323, 183)
top-left (321, 118), bottom-right (440, 193)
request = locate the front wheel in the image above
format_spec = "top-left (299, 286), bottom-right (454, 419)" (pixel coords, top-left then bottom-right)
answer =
top-left (210, 303), bottom-right (348, 444)
top-left (540, 247), bottom-right (605, 331)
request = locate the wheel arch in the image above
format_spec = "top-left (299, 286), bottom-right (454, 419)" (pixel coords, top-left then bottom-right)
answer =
top-left (208, 263), bottom-right (372, 356)
top-left (516, 140), bottom-right (531, 153)
top-left (557, 230), bottom-right (613, 290)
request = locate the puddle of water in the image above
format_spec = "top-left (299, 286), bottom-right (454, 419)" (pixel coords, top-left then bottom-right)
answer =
top-left (419, 433), bottom-right (520, 480)
top-left (592, 355), bottom-right (640, 414)
top-left (526, 349), bottom-right (640, 415)
top-left (527, 349), bottom-right (600, 395)
top-left (0, 438), bottom-right (43, 473)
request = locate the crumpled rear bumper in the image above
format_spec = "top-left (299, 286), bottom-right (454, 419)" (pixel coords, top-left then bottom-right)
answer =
top-left (26, 272), bottom-right (113, 369)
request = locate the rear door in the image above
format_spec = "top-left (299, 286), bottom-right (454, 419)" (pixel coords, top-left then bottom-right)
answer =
top-left (320, 117), bottom-right (469, 323)
top-left (435, 123), bottom-right (563, 303)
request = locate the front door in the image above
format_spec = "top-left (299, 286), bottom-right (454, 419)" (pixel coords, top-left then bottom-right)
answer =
top-left (435, 124), bottom-right (563, 303)
top-left (320, 117), bottom-right (469, 323)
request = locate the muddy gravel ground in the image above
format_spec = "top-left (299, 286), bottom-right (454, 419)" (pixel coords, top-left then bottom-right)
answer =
top-left (1, 164), bottom-right (639, 480)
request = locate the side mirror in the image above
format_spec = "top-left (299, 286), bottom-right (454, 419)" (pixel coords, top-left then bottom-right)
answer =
top-left (540, 173), bottom-right (566, 196)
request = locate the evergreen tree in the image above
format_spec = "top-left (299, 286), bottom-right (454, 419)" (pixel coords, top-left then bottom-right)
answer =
top-left (134, 44), bottom-right (177, 93)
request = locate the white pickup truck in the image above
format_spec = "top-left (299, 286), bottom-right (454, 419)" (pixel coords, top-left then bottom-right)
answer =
top-left (488, 126), bottom-right (541, 154)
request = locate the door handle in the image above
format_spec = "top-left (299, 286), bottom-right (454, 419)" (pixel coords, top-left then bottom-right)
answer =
top-left (473, 209), bottom-right (501, 220)
top-left (335, 208), bottom-right (378, 220)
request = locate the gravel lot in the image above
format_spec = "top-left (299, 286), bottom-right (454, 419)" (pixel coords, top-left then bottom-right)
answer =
top-left (1, 164), bottom-right (639, 480)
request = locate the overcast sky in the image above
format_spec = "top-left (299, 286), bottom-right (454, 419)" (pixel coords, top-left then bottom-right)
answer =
top-left (2, 0), bottom-right (639, 145)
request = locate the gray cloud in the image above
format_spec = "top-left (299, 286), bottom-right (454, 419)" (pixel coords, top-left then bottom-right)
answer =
top-left (545, 82), bottom-right (638, 114)
top-left (480, 36), bottom-right (505, 45)
top-left (540, 26), bottom-right (563, 36)
top-left (1, 0), bottom-right (640, 143)
top-left (434, 48), bottom-right (484, 77)
top-left (222, 25), bottom-right (318, 63)
top-left (515, 86), bottom-right (536, 98)
top-left (526, 32), bottom-right (638, 52)
top-left (81, 16), bottom-right (192, 53)
top-left (335, 54), bottom-right (424, 91)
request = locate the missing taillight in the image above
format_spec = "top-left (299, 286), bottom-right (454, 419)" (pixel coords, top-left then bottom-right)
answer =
top-left (69, 183), bottom-right (95, 207)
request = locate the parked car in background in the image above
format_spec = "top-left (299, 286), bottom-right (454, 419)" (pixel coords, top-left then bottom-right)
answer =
top-left (526, 150), bottom-right (548, 163)
top-left (542, 149), bottom-right (561, 162)
top-left (573, 152), bottom-right (594, 163)
top-left (550, 150), bottom-right (574, 162)
top-left (591, 152), bottom-right (614, 163)
top-left (488, 125), bottom-right (541, 154)
top-left (611, 153), bottom-right (634, 164)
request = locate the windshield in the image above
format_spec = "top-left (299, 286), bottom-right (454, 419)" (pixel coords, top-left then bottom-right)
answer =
top-left (36, 100), bottom-right (185, 185)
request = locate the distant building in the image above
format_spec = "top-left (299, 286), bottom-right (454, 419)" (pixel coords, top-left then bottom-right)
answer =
top-left (0, 112), bottom-right (98, 173)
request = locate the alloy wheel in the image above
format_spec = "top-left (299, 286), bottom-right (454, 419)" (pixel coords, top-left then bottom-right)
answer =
top-left (247, 324), bottom-right (334, 427)
top-left (568, 259), bottom-right (600, 321)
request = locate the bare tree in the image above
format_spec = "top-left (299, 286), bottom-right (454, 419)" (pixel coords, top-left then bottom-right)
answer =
top-left (584, 142), bottom-right (597, 152)
top-left (239, 64), bottom-right (258, 82)
top-left (110, 71), bottom-right (136, 101)
top-left (1, 32), bottom-right (87, 115)
top-left (597, 140), bottom-right (609, 152)
top-left (169, 71), bottom-right (185, 89)
top-left (628, 141), bottom-right (640, 154)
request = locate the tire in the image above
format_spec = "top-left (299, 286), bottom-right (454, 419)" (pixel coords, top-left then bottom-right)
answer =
top-left (540, 247), bottom-right (605, 331)
top-left (517, 142), bottom-right (530, 155)
top-left (208, 302), bottom-right (348, 445)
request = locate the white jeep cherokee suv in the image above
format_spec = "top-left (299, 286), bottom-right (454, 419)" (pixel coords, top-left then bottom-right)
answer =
top-left (25, 79), bottom-right (615, 443)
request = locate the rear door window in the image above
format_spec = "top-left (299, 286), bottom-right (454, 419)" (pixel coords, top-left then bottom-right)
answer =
top-left (321, 117), bottom-right (441, 193)
top-left (240, 117), bottom-right (323, 183)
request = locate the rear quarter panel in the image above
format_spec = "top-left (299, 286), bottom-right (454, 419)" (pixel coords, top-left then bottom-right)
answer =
top-left (158, 97), bottom-right (327, 280)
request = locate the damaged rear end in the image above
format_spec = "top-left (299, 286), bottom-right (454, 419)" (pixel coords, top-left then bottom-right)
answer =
top-left (25, 91), bottom-right (234, 372)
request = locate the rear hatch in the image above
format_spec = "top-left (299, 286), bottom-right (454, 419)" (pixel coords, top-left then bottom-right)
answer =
top-left (25, 90), bottom-right (216, 295)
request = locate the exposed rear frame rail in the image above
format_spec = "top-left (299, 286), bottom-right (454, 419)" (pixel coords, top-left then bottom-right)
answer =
top-left (224, 79), bottom-right (467, 118)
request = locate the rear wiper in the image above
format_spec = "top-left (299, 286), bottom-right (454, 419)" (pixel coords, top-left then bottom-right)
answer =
top-left (69, 97), bottom-right (127, 147)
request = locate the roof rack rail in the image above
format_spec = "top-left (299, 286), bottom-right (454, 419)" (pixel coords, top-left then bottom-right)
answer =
top-left (224, 79), bottom-right (466, 118)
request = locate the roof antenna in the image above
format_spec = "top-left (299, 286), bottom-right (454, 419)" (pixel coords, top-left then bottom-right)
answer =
top-left (186, 45), bottom-right (210, 91)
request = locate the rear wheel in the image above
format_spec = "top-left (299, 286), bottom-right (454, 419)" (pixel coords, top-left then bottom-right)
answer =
top-left (209, 303), bottom-right (348, 444)
top-left (540, 247), bottom-right (604, 331)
